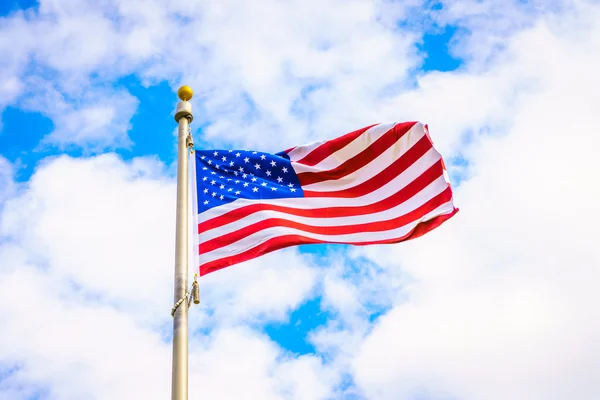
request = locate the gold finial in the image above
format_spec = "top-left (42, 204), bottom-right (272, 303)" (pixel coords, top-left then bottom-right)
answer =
top-left (177, 85), bottom-right (194, 101)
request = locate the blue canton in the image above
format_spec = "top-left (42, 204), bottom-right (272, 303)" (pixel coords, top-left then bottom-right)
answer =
top-left (195, 149), bottom-right (304, 213)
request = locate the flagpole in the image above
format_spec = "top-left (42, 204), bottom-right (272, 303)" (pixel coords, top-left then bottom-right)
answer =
top-left (172, 85), bottom-right (194, 400)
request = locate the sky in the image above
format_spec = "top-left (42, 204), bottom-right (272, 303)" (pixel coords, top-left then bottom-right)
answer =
top-left (0, 0), bottom-right (599, 399)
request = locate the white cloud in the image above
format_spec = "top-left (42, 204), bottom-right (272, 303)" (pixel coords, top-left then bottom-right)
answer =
top-left (0, 156), bottom-right (16, 206)
top-left (21, 82), bottom-right (139, 150)
top-left (0, 266), bottom-right (172, 399)
top-left (199, 251), bottom-right (318, 325)
top-left (176, 0), bottom-right (424, 150)
top-left (189, 327), bottom-right (335, 400)
top-left (0, 154), bottom-right (174, 320)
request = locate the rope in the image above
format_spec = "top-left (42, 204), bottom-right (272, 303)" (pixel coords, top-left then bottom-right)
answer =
top-left (171, 292), bottom-right (190, 317)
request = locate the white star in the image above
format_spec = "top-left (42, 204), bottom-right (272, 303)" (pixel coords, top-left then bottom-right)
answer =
top-left (207, 160), bottom-right (212, 165)
top-left (235, 152), bottom-right (241, 157)
top-left (234, 171), bottom-right (238, 176)
top-left (210, 180), bottom-right (216, 185)
top-left (251, 177), bottom-right (258, 182)
top-left (242, 173), bottom-right (248, 179)
top-left (203, 188), bottom-right (208, 193)
top-left (219, 184), bottom-right (225, 189)
top-left (203, 200), bottom-right (208, 205)
top-left (211, 171), bottom-right (216, 175)
top-left (211, 192), bottom-right (217, 197)
top-left (228, 188), bottom-right (233, 192)
top-left (235, 190), bottom-right (241, 195)
top-left (222, 156), bottom-right (227, 162)
top-left (229, 161), bottom-right (234, 167)
top-left (228, 150), bottom-right (233, 153)
top-left (260, 154), bottom-right (266, 160)
top-left (252, 187), bottom-right (258, 192)
top-left (219, 195), bottom-right (224, 200)
top-left (235, 180), bottom-right (240, 184)
top-left (227, 178), bottom-right (232, 181)
top-left (265, 170), bottom-right (272, 176)
top-left (261, 182), bottom-right (267, 187)
top-left (254, 163), bottom-right (261, 170)
top-left (238, 167), bottom-right (244, 172)
top-left (213, 151), bottom-right (218, 156)
top-left (202, 167), bottom-right (208, 171)
top-left (201, 155), bottom-right (206, 160)
top-left (288, 183), bottom-right (294, 187)
top-left (270, 160), bottom-right (276, 167)
top-left (252, 151), bottom-right (257, 155)
top-left (215, 164), bottom-right (220, 169)
top-left (276, 177), bottom-right (283, 183)
top-left (244, 157), bottom-right (250, 163)
top-left (219, 176), bottom-right (224, 179)
top-left (243, 182), bottom-right (249, 187)
top-left (282, 167), bottom-right (288, 173)
top-left (271, 187), bottom-right (277, 191)
top-left (290, 188), bottom-right (296, 192)
top-left (202, 177), bottom-right (208, 181)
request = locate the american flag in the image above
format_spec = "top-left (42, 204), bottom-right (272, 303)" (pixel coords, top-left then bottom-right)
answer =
top-left (193, 121), bottom-right (458, 276)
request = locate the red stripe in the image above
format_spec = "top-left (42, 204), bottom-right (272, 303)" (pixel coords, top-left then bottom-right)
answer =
top-left (303, 133), bottom-right (433, 198)
top-left (296, 122), bottom-right (417, 186)
top-left (199, 159), bottom-right (444, 235)
top-left (295, 124), bottom-right (378, 166)
top-left (400, 207), bottom-right (458, 241)
top-left (199, 202), bottom-right (458, 276)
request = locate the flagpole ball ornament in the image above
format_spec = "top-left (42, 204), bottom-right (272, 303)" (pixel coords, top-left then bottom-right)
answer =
top-left (175, 86), bottom-right (194, 123)
top-left (178, 85), bottom-right (194, 101)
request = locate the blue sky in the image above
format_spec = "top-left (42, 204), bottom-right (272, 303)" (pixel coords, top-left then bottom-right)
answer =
top-left (1, 1), bottom-right (599, 399)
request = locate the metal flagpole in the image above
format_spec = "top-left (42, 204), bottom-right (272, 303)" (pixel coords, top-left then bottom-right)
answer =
top-left (172, 85), bottom-right (194, 400)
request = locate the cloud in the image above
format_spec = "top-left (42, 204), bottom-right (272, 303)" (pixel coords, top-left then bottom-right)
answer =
top-left (176, 0), bottom-right (425, 150)
top-left (189, 327), bottom-right (335, 400)
top-left (18, 80), bottom-right (139, 150)
top-left (0, 3), bottom-right (165, 149)
top-left (199, 251), bottom-right (318, 325)
top-left (0, 156), bottom-right (16, 205)
top-left (0, 266), bottom-right (172, 399)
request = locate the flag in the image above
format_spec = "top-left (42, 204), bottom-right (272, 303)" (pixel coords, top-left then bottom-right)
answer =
top-left (193, 121), bottom-right (458, 276)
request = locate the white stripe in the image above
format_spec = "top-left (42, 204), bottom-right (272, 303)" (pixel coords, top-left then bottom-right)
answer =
top-left (198, 147), bottom-right (442, 231)
top-left (199, 201), bottom-right (455, 265)
top-left (199, 175), bottom-right (449, 245)
top-left (443, 168), bottom-right (451, 184)
top-left (291, 123), bottom-right (396, 174)
top-left (287, 140), bottom-right (326, 162)
top-left (298, 124), bottom-right (427, 192)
